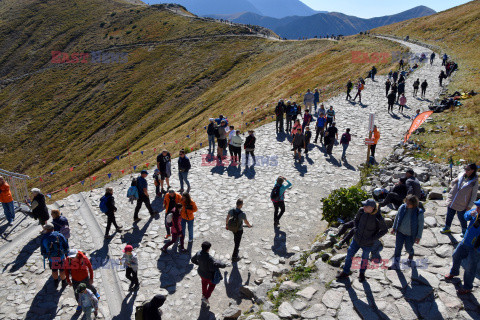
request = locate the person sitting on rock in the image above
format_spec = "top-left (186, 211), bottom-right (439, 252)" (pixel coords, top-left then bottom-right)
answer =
top-left (333, 219), bottom-right (355, 249)
top-left (141, 294), bottom-right (166, 320)
top-left (379, 177), bottom-right (408, 209)
top-left (389, 195), bottom-right (424, 270)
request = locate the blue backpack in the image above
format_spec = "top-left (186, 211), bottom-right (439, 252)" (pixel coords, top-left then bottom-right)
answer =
top-left (127, 186), bottom-right (139, 200)
top-left (44, 231), bottom-right (69, 259)
top-left (99, 195), bottom-right (110, 213)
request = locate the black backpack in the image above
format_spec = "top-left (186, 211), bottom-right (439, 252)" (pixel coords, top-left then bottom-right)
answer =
top-left (271, 185), bottom-right (281, 202)
top-left (214, 126), bottom-right (220, 138)
top-left (227, 209), bottom-right (242, 233)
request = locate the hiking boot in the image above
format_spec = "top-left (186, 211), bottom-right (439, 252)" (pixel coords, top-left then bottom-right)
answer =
top-left (334, 242), bottom-right (343, 249)
top-left (161, 188), bottom-right (166, 194)
top-left (444, 273), bottom-right (456, 280)
top-left (359, 273), bottom-right (366, 283)
top-left (167, 186), bottom-right (171, 190)
top-left (180, 248), bottom-right (188, 253)
top-left (116, 226), bottom-right (123, 232)
top-left (178, 189), bottom-right (184, 193)
top-left (336, 271), bottom-right (349, 279)
top-left (407, 254), bottom-right (414, 267)
top-left (201, 297), bottom-right (210, 307)
top-left (95, 292), bottom-right (100, 299)
top-left (440, 227), bottom-right (451, 234)
top-left (188, 239), bottom-right (194, 243)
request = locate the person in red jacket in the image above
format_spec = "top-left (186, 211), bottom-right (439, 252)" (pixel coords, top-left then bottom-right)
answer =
top-left (161, 203), bottom-right (186, 254)
top-left (65, 249), bottom-right (99, 311)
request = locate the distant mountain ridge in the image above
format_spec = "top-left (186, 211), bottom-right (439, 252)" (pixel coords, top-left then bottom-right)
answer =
top-left (208, 6), bottom-right (436, 39)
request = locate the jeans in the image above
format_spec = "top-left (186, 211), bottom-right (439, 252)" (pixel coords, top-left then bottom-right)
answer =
top-left (134, 194), bottom-right (153, 219)
top-left (208, 135), bottom-right (215, 153)
top-left (343, 239), bottom-right (372, 274)
top-left (72, 277), bottom-right (97, 303)
top-left (181, 218), bottom-right (194, 241)
top-left (341, 144), bottom-right (349, 159)
top-left (105, 212), bottom-right (120, 235)
top-left (450, 242), bottom-right (480, 290)
top-left (163, 232), bottom-right (185, 250)
top-left (201, 277), bottom-right (216, 299)
top-left (126, 267), bottom-right (139, 285)
top-left (326, 140), bottom-right (334, 155)
top-left (2, 201), bottom-right (15, 223)
top-left (286, 115), bottom-right (293, 132)
top-left (276, 117), bottom-right (284, 132)
top-left (233, 229), bottom-right (243, 258)
top-left (445, 207), bottom-right (467, 233)
top-left (245, 151), bottom-right (255, 165)
top-left (273, 201), bottom-right (285, 224)
top-left (81, 307), bottom-right (95, 320)
top-left (392, 231), bottom-right (414, 267)
top-left (178, 171), bottom-right (190, 190)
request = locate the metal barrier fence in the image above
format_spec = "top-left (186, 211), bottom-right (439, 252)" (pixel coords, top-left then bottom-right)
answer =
top-left (0, 168), bottom-right (30, 218)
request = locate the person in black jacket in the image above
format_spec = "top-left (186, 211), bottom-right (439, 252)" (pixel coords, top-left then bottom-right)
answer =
top-left (405, 169), bottom-right (422, 199)
top-left (387, 91), bottom-right (396, 113)
top-left (244, 130), bottom-right (256, 166)
top-left (191, 241), bottom-right (227, 307)
top-left (275, 100), bottom-right (285, 133)
top-left (178, 150), bottom-right (191, 194)
top-left (420, 80), bottom-right (428, 98)
top-left (337, 199), bottom-right (387, 282)
top-left (207, 119), bottom-right (216, 154)
top-left (104, 187), bottom-right (122, 239)
top-left (28, 188), bottom-right (50, 227)
top-left (397, 81), bottom-right (405, 103)
top-left (379, 177), bottom-right (408, 209)
top-left (439, 70), bottom-right (446, 86)
top-left (385, 79), bottom-right (391, 97)
top-left (142, 294), bottom-right (166, 320)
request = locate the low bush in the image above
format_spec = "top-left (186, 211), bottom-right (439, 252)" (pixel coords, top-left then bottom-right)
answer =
top-left (321, 186), bottom-right (369, 225)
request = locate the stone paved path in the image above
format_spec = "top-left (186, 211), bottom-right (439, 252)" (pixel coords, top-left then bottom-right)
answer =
top-left (0, 36), bottom-right (450, 319)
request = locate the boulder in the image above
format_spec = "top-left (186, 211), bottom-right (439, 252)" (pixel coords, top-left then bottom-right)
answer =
top-left (222, 306), bottom-right (241, 319)
top-left (424, 216), bottom-right (437, 228)
top-left (311, 240), bottom-right (333, 252)
top-left (279, 281), bottom-right (300, 292)
top-left (329, 253), bottom-right (347, 267)
top-left (239, 286), bottom-right (255, 299)
top-left (296, 286), bottom-right (317, 300)
top-left (261, 312), bottom-right (280, 320)
top-left (278, 301), bottom-right (298, 318)
top-left (427, 187), bottom-right (444, 200)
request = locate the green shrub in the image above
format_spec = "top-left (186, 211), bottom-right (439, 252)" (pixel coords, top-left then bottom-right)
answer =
top-left (321, 186), bottom-right (369, 225)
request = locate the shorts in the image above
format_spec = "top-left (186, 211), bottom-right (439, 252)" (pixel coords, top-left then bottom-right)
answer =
top-left (49, 258), bottom-right (65, 271)
top-left (160, 171), bottom-right (170, 180)
top-left (217, 139), bottom-right (227, 149)
top-left (293, 145), bottom-right (303, 152)
top-left (326, 117), bottom-right (333, 125)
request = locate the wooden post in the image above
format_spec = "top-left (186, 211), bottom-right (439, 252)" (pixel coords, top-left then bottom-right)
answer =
top-left (366, 130), bottom-right (373, 165)
top-left (366, 113), bottom-right (375, 165)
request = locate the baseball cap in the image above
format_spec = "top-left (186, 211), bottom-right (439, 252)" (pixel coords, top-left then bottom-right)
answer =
top-left (42, 223), bottom-right (54, 234)
top-left (140, 170), bottom-right (148, 175)
top-left (123, 245), bottom-right (133, 253)
top-left (67, 249), bottom-right (79, 258)
top-left (406, 168), bottom-right (415, 175)
top-left (361, 199), bottom-right (377, 208)
top-left (76, 283), bottom-right (87, 293)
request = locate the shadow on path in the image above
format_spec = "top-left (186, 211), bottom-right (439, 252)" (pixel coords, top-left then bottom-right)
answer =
top-left (197, 304), bottom-right (216, 320)
top-left (224, 262), bottom-right (251, 303)
top-left (157, 242), bottom-right (194, 293)
top-left (111, 290), bottom-right (137, 320)
top-left (271, 226), bottom-right (294, 258)
top-left (122, 217), bottom-right (154, 250)
top-left (25, 279), bottom-right (66, 320)
top-left (4, 236), bottom-right (40, 273)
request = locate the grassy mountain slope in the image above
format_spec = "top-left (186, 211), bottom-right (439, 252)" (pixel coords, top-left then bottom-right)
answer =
top-left (0, 0), bottom-right (404, 196)
top-left (373, 0), bottom-right (480, 164)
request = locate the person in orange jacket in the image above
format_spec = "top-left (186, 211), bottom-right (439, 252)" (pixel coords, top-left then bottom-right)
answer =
top-left (180, 193), bottom-right (198, 243)
top-left (0, 176), bottom-right (15, 224)
top-left (371, 126), bottom-right (380, 158)
top-left (65, 249), bottom-right (99, 311)
top-left (163, 190), bottom-right (182, 239)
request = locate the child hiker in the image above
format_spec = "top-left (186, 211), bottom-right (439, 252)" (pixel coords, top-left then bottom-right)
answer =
top-left (120, 245), bottom-right (139, 291)
top-left (76, 283), bottom-right (98, 319)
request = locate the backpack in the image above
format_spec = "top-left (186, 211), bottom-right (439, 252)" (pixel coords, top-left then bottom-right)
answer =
top-left (214, 126), bottom-right (220, 138)
top-left (127, 186), bottom-right (139, 201)
top-left (340, 133), bottom-right (349, 145)
top-left (359, 83), bottom-right (365, 91)
top-left (99, 195), bottom-right (110, 214)
top-left (271, 185), bottom-right (281, 202)
top-left (45, 232), bottom-right (68, 259)
top-left (227, 209), bottom-right (242, 233)
top-left (166, 212), bottom-right (173, 227)
top-left (52, 218), bottom-right (70, 239)
top-left (212, 267), bottom-right (223, 285)
top-left (135, 304), bottom-right (144, 320)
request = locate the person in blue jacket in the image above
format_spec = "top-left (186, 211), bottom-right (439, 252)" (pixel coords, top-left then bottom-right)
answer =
top-left (445, 199), bottom-right (480, 294)
top-left (271, 176), bottom-right (292, 227)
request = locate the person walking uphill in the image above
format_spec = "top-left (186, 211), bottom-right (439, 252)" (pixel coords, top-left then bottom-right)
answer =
top-left (445, 200), bottom-right (480, 294)
top-left (134, 170), bottom-right (155, 223)
top-left (120, 245), bottom-right (139, 291)
top-left (161, 203), bottom-right (186, 254)
top-left (304, 89), bottom-right (315, 111)
top-left (101, 187), bottom-right (122, 239)
top-left (230, 130), bottom-right (243, 165)
top-left (413, 78), bottom-right (420, 97)
top-left (191, 241), bottom-right (227, 307)
top-left (163, 189), bottom-right (182, 239)
top-left (441, 163), bottom-right (479, 236)
top-left (337, 199), bottom-right (387, 282)
top-left (0, 176), bottom-right (15, 225)
top-left (387, 90), bottom-right (396, 113)
top-left (76, 283), bottom-right (98, 319)
top-left (371, 126), bottom-right (380, 158)
top-left (41, 224), bottom-right (69, 288)
top-left (340, 128), bottom-right (351, 161)
top-left (314, 113), bottom-right (326, 145)
top-left (27, 188), bottom-right (50, 228)
top-left (178, 149), bottom-right (191, 194)
top-left (156, 150), bottom-right (172, 194)
top-left (420, 80), bottom-right (428, 98)
top-left (275, 99), bottom-right (285, 133)
top-left (207, 118), bottom-right (216, 154)
top-left (226, 199), bottom-right (252, 262)
top-left (385, 79), bottom-right (391, 97)
top-left (181, 193), bottom-right (197, 243)
top-left (324, 122), bottom-right (338, 155)
top-left (271, 176), bottom-right (292, 227)
top-left (244, 130), bottom-right (256, 167)
top-left (65, 249), bottom-right (99, 311)
top-left (389, 195), bottom-right (424, 270)
top-left (51, 209), bottom-right (70, 241)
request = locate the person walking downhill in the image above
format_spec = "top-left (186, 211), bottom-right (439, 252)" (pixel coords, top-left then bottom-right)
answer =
top-left (420, 80), bottom-right (428, 98)
top-left (76, 283), bottom-right (98, 320)
top-left (40, 224), bottom-right (69, 289)
top-left (396, 80), bottom-right (405, 103)
top-left (324, 122), bottom-right (338, 156)
top-left (442, 53), bottom-right (448, 66)
top-left (326, 106), bottom-right (335, 128)
top-left (441, 163), bottom-right (479, 236)
top-left (161, 203), bottom-right (186, 254)
top-left (191, 241), bottom-right (227, 307)
top-left (304, 127), bottom-right (312, 155)
top-left (303, 89), bottom-right (315, 111)
top-left (385, 79), bottom-right (391, 97)
top-left (413, 78), bottom-right (420, 97)
top-left (51, 209), bottom-right (70, 241)
top-left (230, 130), bottom-right (243, 166)
top-left (313, 88), bottom-right (320, 114)
top-left (353, 79), bottom-right (364, 103)
top-left (336, 199), bottom-right (387, 282)
top-left (340, 128), bottom-right (351, 161)
top-left (399, 94), bottom-right (407, 113)
top-left (178, 149), bottom-right (191, 194)
top-left (227, 125), bottom-right (236, 161)
top-left (392, 70), bottom-right (398, 83)
top-left (216, 120), bottom-right (228, 161)
top-left (445, 200), bottom-right (480, 294)
top-left (244, 130), bottom-right (256, 167)
top-left (134, 170), bottom-right (155, 223)
top-left (163, 189), bottom-right (182, 239)
top-left (302, 109), bottom-right (313, 132)
top-left (102, 187), bottom-right (123, 239)
top-left (156, 150), bottom-right (172, 194)
top-left (371, 126), bottom-right (380, 158)
top-left (314, 113), bottom-right (326, 145)
top-left (65, 249), bottom-right (100, 312)
top-left (226, 199), bottom-right (252, 262)
top-left (275, 99), bottom-right (285, 133)
top-left (120, 245), bottom-right (140, 291)
top-left (346, 80), bottom-right (353, 101)
top-left (430, 52), bottom-right (435, 65)
top-left (285, 101), bottom-right (295, 133)
top-left (439, 70), bottom-right (447, 86)
top-left (207, 119), bottom-right (216, 155)
top-left (181, 193), bottom-right (197, 243)
top-left (387, 90), bottom-right (396, 113)
top-left (370, 66), bottom-right (377, 81)
top-left (271, 177), bottom-right (292, 227)
top-left (0, 176), bottom-right (15, 225)
top-left (389, 195), bottom-right (424, 270)
top-left (292, 129), bottom-right (305, 161)
top-left (27, 188), bottom-right (50, 229)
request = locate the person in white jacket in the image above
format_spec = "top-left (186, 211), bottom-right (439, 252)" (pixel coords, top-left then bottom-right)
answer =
top-left (441, 163), bottom-right (479, 236)
top-left (303, 89), bottom-right (315, 110)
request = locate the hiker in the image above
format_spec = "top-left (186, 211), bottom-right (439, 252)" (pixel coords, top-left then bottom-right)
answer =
top-left (230, 130), bottom-right (243, 165)
top-left (134, 170), bottom-right (155, 222)
top-left (389, 195), bottom-right (424, 270)
top-left (398, 73), bottom-right (405, 84)
top-left (397, 81), bottom-right (405, 103)
top-left (392, 70), bottom-right (398, 83)
top-left (439, 70), bottom-right (447, 86)
top-left (178, 149), bottom-right (191, 193)
top-left (326, 106), bottom-right (335, 127)
top-left (153, 169), bottom-right (162, 197)
top-left (413, 109), bottom-right (421, 120)
top-left (292, 129), bottom-right (305, 161)
top-left (163, 189), bottom-right (182, 239)
top-left (340, 128), bottom-right (351, 161)
top-left (216, 120), bottom-right (228, 160)
top-left (430, 52), bottom-right (435, 65)
top-left (324, 122), bottom-right (338, 155)
top-left (128, 178), bottom-right (139, 204)
top-left (304, 127), bottom-right (312, 155)
top-left (379, 177), bottom-right (408, 209)
top-left (156, 150), bottom-right (172, 194)
top-left (370, 66), bottom-right (377, 81)
top-left (226, 199), bottom-right (252, 262)
top-left (445, 200), bottom-right (480, 294)
top-left (313, 88), bottom-right (320, 113)
top-left (0, 176), bottom-right (15, 225)
top-left (399, 59), bottom-right (404, 70)
top-left (314, 113), bottom-right (327, 144)
top-left (387, 91), bottom-right (396, 113)
top-left (285, 101), bottom-right (296, 133)
top-left (227, 125), bottom-right (236, 160)
top-left (191, 241), bottom-right (227, 306)
top-left (27, 188), bottom-right (50, 228)
top-left (442, 53), bottom-right (448, 66)
top-left (336, 199), bottom-right (387, 282)
top-left (76, 283), bottom-right (98, 319)
top-left (302, 109), bottom-right (313, 132)
top-left (271, 176), bottom-right (292, 227)
top-left (371, 126), bottom-right (380, 158)
top-left (65, 249), bottom-right (99, 311)
top-left (387, 70), bottom-right (393, 80)
top-left (295, 102), bottom-right (302, 120)
top-left (51, 209), bottom-right (70, 241)
top-left (399, 94), bottom-right (407, 113)
top-left (207, 119), bottom-right (216, 154)
top-left (420, 80), bottom-right (428, 98)
top-left (385, 79), bottom-right (391, 97)
top-left (413, 78), bottom-right (420, 97)
top-left (303, 89), bottom-right (314, 111)
top-left (161, 203), bottom-right (186, 253)
top-left (141, 294), bottom-right (166, 320)
top-left (120, 245), bottom-right (139, 291)
top-left (181, 193), bottom-right (197, 243)
top-left (441, 163), bottom-right (479, 236)
top-left (40, 224), bottom-right (69, 288)
top-left (353, 79), bottom-right (364, 103)
top-left (214, 114), bottom-right (228, 126)
top-left (102, 187), bottom-right (122, 239)
top-left (275, 99), bottom-right (285, 133)
top-left (317, 104), bottom-right (326, 117)
top-left (291, 119), bottom-right (301, 136)
top-left (346, 80), bottom-right (353, 100)
top-left (244, 130), bottom-right (256, 166)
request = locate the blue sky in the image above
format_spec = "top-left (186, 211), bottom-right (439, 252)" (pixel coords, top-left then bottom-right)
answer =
top-left (301, 0), bottom-right (472, 18)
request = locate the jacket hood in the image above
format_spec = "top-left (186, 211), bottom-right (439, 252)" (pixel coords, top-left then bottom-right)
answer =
top-left (151, 294), bottom-right (166, 308)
